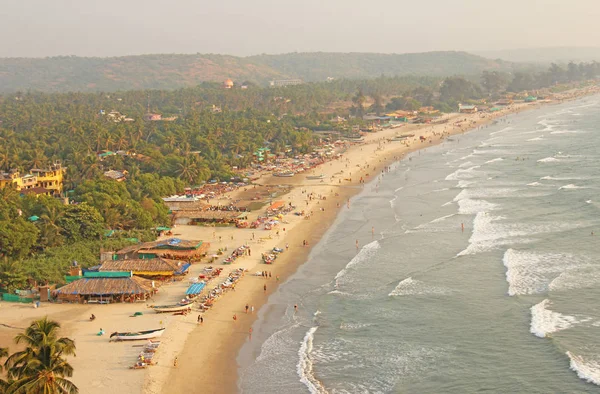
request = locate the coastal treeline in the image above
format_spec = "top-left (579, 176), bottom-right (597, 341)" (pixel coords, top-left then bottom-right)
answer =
top-left (0, 317), bottom-right (78, 394)
top-left (383, 61), bottom-right (600, 113)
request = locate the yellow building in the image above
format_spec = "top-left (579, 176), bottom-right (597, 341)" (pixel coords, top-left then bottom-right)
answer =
top-left (0, 170), bottom-right (22, 190)
top-left (0, 162), bottom-right (65, 196)
top-left (30, 162), bottom-right (66, 195)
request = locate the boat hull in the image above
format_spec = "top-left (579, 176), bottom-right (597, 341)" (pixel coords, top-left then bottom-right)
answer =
top-left (111, 328), bottom-right (165, 341)
top-left (151, 304), bottom-right (192, 313)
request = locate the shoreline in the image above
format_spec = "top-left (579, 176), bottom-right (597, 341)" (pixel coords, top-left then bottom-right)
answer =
top-left (1, 86), bottom-right (597, 394)
top-left (160, 86), bottom-right (600, 394)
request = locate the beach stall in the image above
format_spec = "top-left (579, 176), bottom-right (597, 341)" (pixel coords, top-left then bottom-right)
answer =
top-left (185, 282), bottom-right (206, 298)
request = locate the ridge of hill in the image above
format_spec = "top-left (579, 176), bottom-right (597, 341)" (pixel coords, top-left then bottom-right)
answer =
top-left (0, 51), bottom-right (519, 93)
top-left (474, 47), bottom-right (600, 64)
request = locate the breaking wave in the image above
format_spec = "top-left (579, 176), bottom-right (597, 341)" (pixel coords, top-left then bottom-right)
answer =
top-left (334, 241), bottom-right (380, 289)
top-left (297, 326), bottom-right (327, 394)
top-left (503, 249), bottom-right (591, 296)
top-left (388, 277), bottom-right (450, 296)
top-left (530, 299), bottom-right (578, 338)
top-left (567, 352), bottom-right (600, 386)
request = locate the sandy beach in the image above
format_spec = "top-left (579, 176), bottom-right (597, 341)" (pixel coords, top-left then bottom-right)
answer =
top-left (1, 86), bottom-right (598, 394)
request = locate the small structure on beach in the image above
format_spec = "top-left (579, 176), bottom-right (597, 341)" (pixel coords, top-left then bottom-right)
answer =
top-left (458, 104), bottom-right (478, 113)
top-left (172, 210), bottom-right (246, 225)
top-left (115, 238), bottom-right (210, 262)
top-left (53, 272), bottom-right (156, 303)
top-left (99, 258), bottom-right (190, 278)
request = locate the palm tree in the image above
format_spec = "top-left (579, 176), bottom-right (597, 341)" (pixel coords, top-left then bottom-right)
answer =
top-left (4, 317), bottom-right (78, 394)
top-left (0, 347), bottom-right (10, 391)
top-left (176, 157), bottom-right (199, 185)
top-left (39, 206), bottom-right (65, 248)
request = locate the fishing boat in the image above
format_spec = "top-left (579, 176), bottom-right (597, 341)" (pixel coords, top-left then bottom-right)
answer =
top-left (150, 303), bottom-right (192, 313)
top-left (390, 133), bottom-right (415, 141)
top-left (273, 172), bottom-right (294, 177)
top-left (110, 327), bottom-right (165, 341)
top-left (306, 174), bottom-right (325, 180)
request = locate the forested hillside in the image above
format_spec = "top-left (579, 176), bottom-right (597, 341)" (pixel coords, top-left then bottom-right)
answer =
top-left (249, 51), bottom-right (517, 81)
top-left (0, 51), bottom-right (519, 93)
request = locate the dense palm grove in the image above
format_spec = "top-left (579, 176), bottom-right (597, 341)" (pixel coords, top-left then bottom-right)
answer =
top-left (0, 318), bottom-right (77, 394)
top-left (0, 62), bottom-right (598, 291)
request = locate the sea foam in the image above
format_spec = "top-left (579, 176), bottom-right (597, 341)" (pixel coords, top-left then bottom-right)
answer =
top-left (297, 326), bottom-right (327, 394)
top-left (388, 277), bottom-right (450, 296)
top-left (559, 184), bottom-right (587, 190)
top-left (503, 249), bottom-right (589, 296)
top-left (537, 157), bottom-right (560, 163)
top-left (567, 352), bottom-right (600, 386)
top-left (530, 299), bottom-right (578, 338)
top-left (457, 199), bottom-right (497, 215)
top-left (445, 165), bottom-right (481, 181)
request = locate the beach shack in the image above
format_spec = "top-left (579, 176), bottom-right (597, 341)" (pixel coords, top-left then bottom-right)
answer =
top-left (458, 104), bottom-right (478, 114)
top-left (98, 258), bottom-right (190, 278)
top-left (115, 238), bottom-right (210, 262)
top-left (53, 272), bottom-right (156, 303)
top-left (172, 210), bottom-right (244, 225)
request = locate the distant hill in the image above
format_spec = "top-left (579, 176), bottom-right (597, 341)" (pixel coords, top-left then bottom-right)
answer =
top-left (248, 51), bottom-right (515, 81)
top-left (475, 47), bottom-right (600, 64)
top-left (0, 51), bottom-right (520, 93)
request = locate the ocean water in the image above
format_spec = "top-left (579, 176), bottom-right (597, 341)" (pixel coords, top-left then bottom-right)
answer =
top-left (238, 96), bottom-right (600, 393)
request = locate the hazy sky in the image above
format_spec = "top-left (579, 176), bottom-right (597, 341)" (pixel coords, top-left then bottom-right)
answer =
top-left (1, 0), bottom-right (599, 58)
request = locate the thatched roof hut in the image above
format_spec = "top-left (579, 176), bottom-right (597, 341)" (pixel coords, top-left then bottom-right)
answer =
top-left (53, 274), bottom-right (155, 303)
top-left (99, 258), bottom-right (189, 276)
top-left (173, 210), bottom-right (243, 224)
top-left (116, 238), bottom-right (210, 261)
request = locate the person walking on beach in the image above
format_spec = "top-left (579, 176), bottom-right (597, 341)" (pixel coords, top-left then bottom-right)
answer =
top-left (249, 327), bottom-right (253, 340)
top-left (294, 304), bottom-right (298, 313)
top-left (173, 357), bottom-right (178, 368)
top-left (264, 284), bottom-right (267, 293)
top-left (269, 271), bottom-right (272, 278)
top-left (356, 240), bottom-right (359, 249)
top-left (233, 314), bottom-right (237, 322)
top-left (198, 315), bottom-right (202, 324)
top-left (251, 305), bottom-right (255, 314)
top-left (286, 243), bottom-right (289, 251)
top-left (245, 304), bottom-right (249, 314)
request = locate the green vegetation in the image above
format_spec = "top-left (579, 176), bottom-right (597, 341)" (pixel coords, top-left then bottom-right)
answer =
top-left (1, 317), bottom-right (78, 394)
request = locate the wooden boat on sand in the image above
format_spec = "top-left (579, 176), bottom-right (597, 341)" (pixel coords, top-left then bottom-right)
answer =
top-left (306, 174), bottom-right (325, 180)
top-left (151, 303), bottom-right (192, 313)
top-left (110, 327), bottom-right (165, 341)
top-left (273, 172), bottom-right (295, 177)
